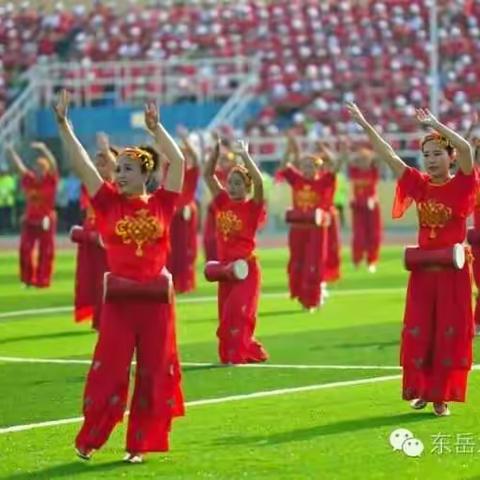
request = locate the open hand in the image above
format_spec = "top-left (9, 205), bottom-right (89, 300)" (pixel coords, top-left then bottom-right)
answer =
top-left (144, 101), bottom-right (159, 131)
top-left (52, 89), bottom-right (70, 123)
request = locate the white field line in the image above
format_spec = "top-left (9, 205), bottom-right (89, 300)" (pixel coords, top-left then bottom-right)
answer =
top-left (0, 287), bottom-right (404, 320)
top-left (0, 373), bottom-right (401, 435)
top-left (0, 356), bottom-right (403, 370)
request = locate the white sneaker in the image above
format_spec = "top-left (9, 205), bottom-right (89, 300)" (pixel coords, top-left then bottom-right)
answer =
top-left (368, 264), bottom-right (377, 273)
top-left (321, 282), bottom-right (329, 298)
top-left (433, 403), bottom-right (451, 417)
top-left (409, 398), bottom-right (427, 410)
top-left (123, 453), bottom-right (144, 464)
top-left (75, 447), bottom-right (93, 461)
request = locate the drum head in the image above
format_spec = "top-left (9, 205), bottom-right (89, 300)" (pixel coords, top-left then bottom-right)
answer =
top-left (314, 209), bottom-right (323, 226)
top-left (452, 244), bottom-right (465, 269)
top-left (183, 206), bottom-right (191, 221)
top-left (233, 259), bottom-right (249, 280)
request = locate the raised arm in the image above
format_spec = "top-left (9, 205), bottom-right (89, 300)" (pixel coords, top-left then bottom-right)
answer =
top-left (53, 89), bottom-right (102, 196)
top-left (415, 108), bottom-right (473, 175)
top-left (145, 101), bottom-right (185, 193)
top-left (31, 141), bottom-right (57, 172)
top-left (280, 130), bottom-right (300, 169)
top-left (96, 132), bottom-right (117, 171)
top-left (203, 137), bottom-right (223, 197)
top-left (316, 140), bottom-right (346, 174)
top-left (233, 139), bottom-right (264, 204)
top-left (465, 111), bottom-right (479, 142)
top-left (346, 102), bottom-right (407, 178)
top-left (6, 144), bottom-right (28, 176)
top-left (177, 126), bottom-right (199, 169)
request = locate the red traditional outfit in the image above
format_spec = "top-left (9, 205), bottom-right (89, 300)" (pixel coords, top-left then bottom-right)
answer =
top-left (213, 190), bottom-right (268, 364)
top-left (75, 182), bottom-right (184, 454)
top-left (73, 186), bottom-right (108, 329)
top-left (348, 165), bottom-right (382, 267)
top-left (470, 166), bottom-right (480, 326)
top-left (320, 172), bottom-right (341, 282)
top-left (203, 168), bottom-right (229, 261)
top-left (167, 166), bottom-right (199, 293)
top-left (278, 165), bottom-right (335, 308)
top-left (19, 170), bottom-right (58, 287)
top-left (393, 167), bottom-right (475, 403)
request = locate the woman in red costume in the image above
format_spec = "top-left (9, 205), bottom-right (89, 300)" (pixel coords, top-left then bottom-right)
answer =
top-left (167, 127), bottom-right (200, 293)
top-left (53, 89), bottom-right (185, 462)
top-left (6, 142), bottom-right (58, 288)
top-left (347, 147), bottom-right (382, 273)
top-left (73, 133), bottom-right (118, 329)
top-left (203, 134), bottom-right (235, 261)
top-left (277, 134), bottom-right (336, 310)
top-left (348, 101), bottom-right (475, 417)
top-left (204, 138), bottom-right (268, 364)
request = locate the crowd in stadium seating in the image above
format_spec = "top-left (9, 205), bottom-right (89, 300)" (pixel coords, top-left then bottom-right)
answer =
top-left (1, 0), bottom-right (479, 132)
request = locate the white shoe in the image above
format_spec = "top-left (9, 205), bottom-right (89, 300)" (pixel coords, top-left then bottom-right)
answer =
top-left (433, 403), bottom-right (451, 417)
top-left (368, 264), bottom-right (377, 273)
top-left (123, 452), bottom-right (144, 464)
top-left (75, 447), bottom-right (93, 461)
top-left (409, 398), bottom-right (427, 410)
top-left (321, 282), bottom-right (329, 298)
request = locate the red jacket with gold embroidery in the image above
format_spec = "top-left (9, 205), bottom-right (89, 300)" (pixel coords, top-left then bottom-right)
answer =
top-left (90, 182), bottom-right (178, 281)
top-left (277, 165), bottom-right (335, 212)
top-left (21, 171), bottom-right (58, 221)
top-left (213, 190), bottom-right (265, 262)
top-left (348, 165), bottom-right (379, 206)
top-left (393, 167), bottom-right (475, 249)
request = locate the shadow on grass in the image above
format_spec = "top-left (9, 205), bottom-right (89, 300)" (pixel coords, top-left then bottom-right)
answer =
top-left (5, 460), bottom-right (144, 480)
top-left (212, 412), bottom-right (435, 447)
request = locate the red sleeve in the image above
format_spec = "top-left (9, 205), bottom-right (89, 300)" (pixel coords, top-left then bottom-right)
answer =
top-left (392, 167), bottom-right (427, 219)
top-left (454, 169), bottom-right (476, 216)
top-left (249, 199), bottom-right (267, 228)
top-left (213, 189), bottom-right (230, 210)
top-left (277, 165), bottom-right (301, 186)
top-left (153, 188), bottom-right (180, 221)
top-left (90, 182), bottom-right (119, 216)
top-left (20, 171), bottom-right (35, 191)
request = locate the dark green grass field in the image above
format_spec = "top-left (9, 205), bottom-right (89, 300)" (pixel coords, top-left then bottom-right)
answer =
top-left (1, 245), bottom-right (480, 480)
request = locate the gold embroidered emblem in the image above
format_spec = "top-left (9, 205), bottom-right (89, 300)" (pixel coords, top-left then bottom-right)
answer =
top-left (217, 210), bottom-right (242, 240)
top-left (417, 199), bottom-right (452, 239)
top-left (295, 185), bottom-right (319, 211)
top-left (114, 209), bottom-right (163, 256)
top-left (27, 189), bottom-right (43, 205)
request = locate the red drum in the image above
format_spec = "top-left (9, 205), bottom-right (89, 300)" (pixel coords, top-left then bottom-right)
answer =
top-left (285, 208), bottom-right (323, 226)
top-left (404, 244), bottom-right (465, 271)
top-left (204, 260), bottom-right (249, 282)
top-left (467, 227), bottom-right (480, 246)
top-left (103, 271), bottom-right (173, 303)
top-left (69, 225), bottom-right (102, 246)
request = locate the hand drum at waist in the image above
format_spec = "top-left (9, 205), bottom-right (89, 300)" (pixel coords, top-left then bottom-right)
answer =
top-left (404, 244), bottom-right (465, 271)
top-left (103, 271), bottom-right (173, 303)
top-left (204, 260), bottom-right (249, 282)
top-left (285, 208), bottom-right (323, 226)
top-left (70, 225), bottom-right (102, 246)
top-left (467, 227), bottom-right (480, 246)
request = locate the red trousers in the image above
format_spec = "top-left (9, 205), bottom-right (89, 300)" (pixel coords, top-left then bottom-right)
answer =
top-left (325, 207), bottom-right (341, 282)
top-left (471, 245), bottom-right (480, 326)
top-left (19, 216), bottom-right (56, 287)
top-left (75, 291), bottom-right (184, 453)
top-left (351, 203), bottom-right (381, 266)
top-left (74, 231), bottom-right (108, 330)
top-left (217, 258), bottom-right (268, 364)
top-left (167, 204), bottom-right (198, 294)
top-left (288, 225), bottom-right (327, 308)
top-left (400, 265), bottom-right (474, 403)
top-left (203, 203), bottom-right (218, 262)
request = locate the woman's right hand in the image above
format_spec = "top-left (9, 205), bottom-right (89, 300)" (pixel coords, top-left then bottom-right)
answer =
top-left (53, 89), bottom-right (70, 123)
top-left (346, 102), bottom-right (367, 126)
